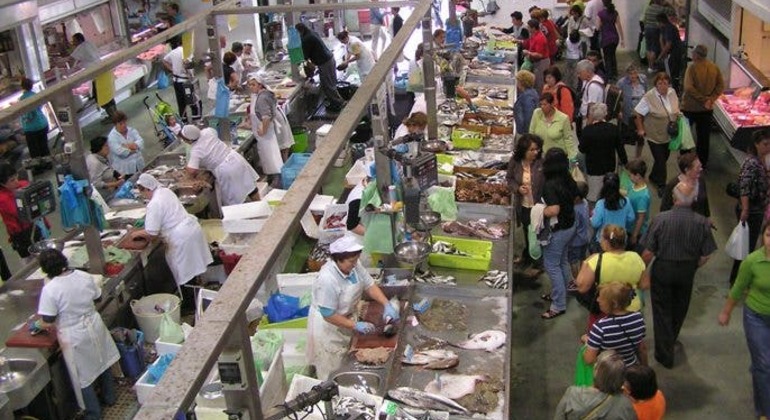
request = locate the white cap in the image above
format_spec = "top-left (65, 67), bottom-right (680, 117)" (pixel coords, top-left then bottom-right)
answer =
top-left (180, 125), bottom-right (201, 141)
top-left (137, 173), bottom-right (160, 191)
top-left (244, 39), bottom-right (253, 46)
top-left (330, 235), bottom-right (364, 254)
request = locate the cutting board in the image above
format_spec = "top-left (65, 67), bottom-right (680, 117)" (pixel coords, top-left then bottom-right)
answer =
top-left (350, 300), bottom-right (406, 350)
top-left (5, 317), bottom-right (58, 349)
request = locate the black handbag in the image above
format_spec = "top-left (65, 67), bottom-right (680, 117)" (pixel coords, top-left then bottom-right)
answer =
top-left (576, 252), bottom-right (603, 314)
top-left (726, 181), bottom-right (740, 199)
top-left (666, 120), bottom-right (679, 137)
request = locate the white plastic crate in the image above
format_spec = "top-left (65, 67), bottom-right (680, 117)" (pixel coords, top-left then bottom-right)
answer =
top-left (221, 201), bottom-right (272, 233)
top-left (219, 232), bottom-right (259, 255)
top-left (285, 375), bottom-right (383, 420)
top-left (345, 159), bottom-right (368, 187)
top-left (154, 339), bottom-right (183, 356)
top-left (318, 204), bottom-right (348, 244)
top-left (276, 272), bottom-right (318, 299)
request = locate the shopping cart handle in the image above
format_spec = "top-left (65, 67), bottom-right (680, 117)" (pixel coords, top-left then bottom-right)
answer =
top-left (143, 96), bottom-right (150, 108)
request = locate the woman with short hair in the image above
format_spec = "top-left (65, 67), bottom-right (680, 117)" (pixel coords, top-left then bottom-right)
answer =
top-left (543, 66), bottom-right (576, 123)
top-left (530, 92), bottom-right (575, 158)
top-left (579, 103), bottom-right (628, 202)
top-left (514, 70), bottom-right (539, 135)
top-left (107, 111), bottom-right (145, 176)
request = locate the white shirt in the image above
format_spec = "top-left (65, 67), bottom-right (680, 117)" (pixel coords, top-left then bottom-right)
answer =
top-left (38, 270), bottom-right (100, 323)
top-left (163, 47), bottom-right (186, 78)
top-left (313, 260), bottom-right (374, 315)
top-left (232, 56), bottom-right (245, 84)
top-left (188, 127), bottom-right (231, 171)
top-left (346, 36), bottom-right (375, 79)
top-left (566, 39), bottom-right (583, 60)
top-left (144, 187), bottom-right (191, 237)
top-left (580, 74), bottom-right (605, 117)
top-left (107, 126), bottom-right (145, 175)
top-left (584, 0), bottom-right (605, 25)
top-left (634, 89), bottom-right (674, 116)
top-left (71, 41), bottom-right (101, 67)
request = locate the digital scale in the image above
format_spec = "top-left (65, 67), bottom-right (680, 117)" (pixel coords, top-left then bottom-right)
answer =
top-left (14, 180), bottom-right (56, 222)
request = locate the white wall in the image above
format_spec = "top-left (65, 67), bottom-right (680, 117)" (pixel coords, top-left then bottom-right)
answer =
top-left (181, 0), bottom-right (260, 60)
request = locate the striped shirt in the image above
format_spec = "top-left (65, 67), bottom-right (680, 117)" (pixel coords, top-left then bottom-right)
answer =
top-left (587, 312), bottom-right (646, 366)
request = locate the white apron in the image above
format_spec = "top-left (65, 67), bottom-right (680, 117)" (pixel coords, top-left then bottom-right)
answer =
top-left (250, 94), bottom-right (284, 175)
top-left (274, 106), bottom-right (295, 150)
top-left (213, 150), bottom-right (259, 206)
top-left (58, 311), bottom-right (120, 409)
top-left (164, 215), bottom-right (213, 286)
top-left (306, 271), bottom-right (366, 380)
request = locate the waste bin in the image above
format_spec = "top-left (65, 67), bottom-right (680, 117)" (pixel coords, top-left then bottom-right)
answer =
top-left (291, 127), bottom-right (309, 153)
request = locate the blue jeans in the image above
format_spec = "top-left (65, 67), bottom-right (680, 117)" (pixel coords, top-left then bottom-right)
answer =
top-left (543, 225), bottom-right (576, 312)
top-left (81, 369), bottom-right (116, 420)
top-left (744, 306), bottom-right (770, 417)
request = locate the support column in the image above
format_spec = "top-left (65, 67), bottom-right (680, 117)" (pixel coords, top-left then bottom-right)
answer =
top-left (50, 91), bottom-right (105, 275)
top-left (421, 12), bottom-right (437, 141)
top-left (220, 315), bottom-right (262, 419)
top-left (371, 81), bottom-right (396, 249)
top-left (207, 14), bottom-right (232, 143)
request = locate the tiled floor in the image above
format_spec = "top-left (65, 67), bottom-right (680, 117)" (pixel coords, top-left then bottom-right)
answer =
top-left (102, 379), bottom-right (141, 419)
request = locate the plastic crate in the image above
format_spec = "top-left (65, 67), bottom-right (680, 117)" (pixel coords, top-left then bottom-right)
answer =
top-left (281, 153), bottom-right (312, 189)
top-left (436, 153), bottom-right (455, 174)
top-left (477, 50), bottom-right (505, 64)
top-left (451, 128), bottom-right (484, 150)
top-left (429, 235), bottom-right (493, 271)
top-left (259, 316), bottom-right (309, 329)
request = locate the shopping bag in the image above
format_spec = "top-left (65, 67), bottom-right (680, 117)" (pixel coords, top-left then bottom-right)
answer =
top-left (575, 345), bottom-right (594, 387)
top-left (521, 57), bottom-right (534, 72)
top-left (528, 224), bottom-right (542, 260)
top-left (680, 116), bottom-right (695, 150)
top-left (668, 117), bottom-right (683, 151)
top-left (265, 293), bottom-right (309, 323)
top-left (570, 165), bottom-right (586, 184)
top-left (214, 78), bottom-right (231, 118)
top-left (158, 313), bottom-right (185, 344)
top-left (157, 71), bottom-right (170, 90)
top-left (725, 222), bottom-right (750, 260)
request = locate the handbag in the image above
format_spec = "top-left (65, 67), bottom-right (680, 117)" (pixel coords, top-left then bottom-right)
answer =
top-left (726, 181), bottom-right (740, 199)
top-left (576, 252), bottom-right (603, 314)
top-left (658, 94), bottom-right (679, 138)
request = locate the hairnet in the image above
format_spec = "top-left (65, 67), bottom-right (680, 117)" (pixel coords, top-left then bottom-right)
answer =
top-left (137, 173), bottom-right (160, 191)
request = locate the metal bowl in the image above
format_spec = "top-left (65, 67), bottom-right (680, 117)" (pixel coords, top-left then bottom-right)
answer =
top-left (419, 211), bottom-right (442, 229)
top-left (28, 239), bottom-right (62, 257)
top-left (393, 241), bottom-right (431, 265)
top-left (421, 140), bottom-right (447, 153)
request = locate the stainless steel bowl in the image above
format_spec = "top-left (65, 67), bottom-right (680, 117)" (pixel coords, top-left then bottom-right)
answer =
top-left (419, 211), bottom-right (442, 229)
top-left (421, 140), bottom-right (447, 153)
top-left (28, 239), bottom-right (62, 257)
top-left (393, 241), bottom-right (431, 265)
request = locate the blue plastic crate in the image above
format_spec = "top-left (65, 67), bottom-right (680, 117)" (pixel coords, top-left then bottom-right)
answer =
top-left (281, 153), bottom-right (312, 189)
top-left (477, 51), bottom-right (505, 64)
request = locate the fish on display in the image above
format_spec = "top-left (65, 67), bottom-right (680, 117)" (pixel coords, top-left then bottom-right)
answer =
top-left (401, 349), bottom-right (460, 370)
top-left (479, 270), bottom-right (508, 289)
top-left (424, 374), bottom-right (489, 399)
top-left (431, 241), bottom-right (469, 256)
top-left (334, 396), bottom-right (376, 419)
top-left (454, 330), bottom-right (506, 352)
top-left (387, 387), bottom-right (470, 415)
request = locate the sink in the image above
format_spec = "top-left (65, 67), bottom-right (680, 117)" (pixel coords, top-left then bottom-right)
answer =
top-left (148, 153), bottom-right (186, 170)
top-left (0, 349), bottom-right (51, 411)
top-left (332, 371), bottom-right (382, 395)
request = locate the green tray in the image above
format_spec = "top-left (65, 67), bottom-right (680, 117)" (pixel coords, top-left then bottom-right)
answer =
top-left (428, 235), bottom-right (492, 271)
top-left (451, 129), bottom-right (484, 150)
top-left (259, 317), bottom-right (308, 329)
top-left (436, 153), bottom-right (455, 175)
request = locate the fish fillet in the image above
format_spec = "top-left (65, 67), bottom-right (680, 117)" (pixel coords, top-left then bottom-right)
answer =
top-left (424, 374), bottom-right (489, 399)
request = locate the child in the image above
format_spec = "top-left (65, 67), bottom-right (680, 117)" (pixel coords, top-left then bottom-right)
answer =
top-left (568, 181), bottom-right (591, 290)
top-left (564, 30), bottom-right (583, 90)
top-left (165, 114), bottom-right (182, 136)
top-left (624, 365), bottom-right (666, 420)
top-left (625, 160), bottom-right (651, 253)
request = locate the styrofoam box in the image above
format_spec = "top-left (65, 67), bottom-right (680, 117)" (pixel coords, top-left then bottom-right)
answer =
top-left (135, 357), bottom-right (169, 406)
top-left (285, 375), bottom-right (383, 419)
top-left (154, 338), bottom-right (183, 356)
top-left (345, 159), bottom-right (367, 187)
top-left (427, 173), bottom-right (457, 196)
top-left (270, 328), bottom-right (308, 367)
top-left (219, 232), bottom-right (259, 255)
top-left (263, 190), bottom-right (336, 214)
top-left (221, 201), bottom-right (272, 233)
top-left (276, 272), bottom-right (318, 299)
top-left (318, 204), bottom-right (349, 244)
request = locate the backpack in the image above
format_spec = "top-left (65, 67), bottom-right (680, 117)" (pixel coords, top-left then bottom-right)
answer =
top-left (583, 80), bottom-right (624, 121)
top-left (556, 84), bottom-right (579, 121)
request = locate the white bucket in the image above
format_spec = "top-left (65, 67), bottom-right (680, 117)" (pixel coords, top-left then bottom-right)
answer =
top-left (130, 294), bottom-right (181, 343)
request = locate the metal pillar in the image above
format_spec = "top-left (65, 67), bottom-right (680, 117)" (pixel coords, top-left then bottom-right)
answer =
top-left (206, 14), bottom-right (232, 143)
top-left (421, 12), bottom-right (438, 141)
top-left (49, 91), bottom-right (106, 275)
top-left (220, 315), bottom-right (262, 418)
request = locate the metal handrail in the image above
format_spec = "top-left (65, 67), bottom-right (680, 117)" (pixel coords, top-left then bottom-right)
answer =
top-left (133, 0), bottom-right (435, 418)
top-left (211, 1), bottom-right (417, 14)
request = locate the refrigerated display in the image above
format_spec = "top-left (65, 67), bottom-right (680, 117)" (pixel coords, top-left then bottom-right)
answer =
top-left (714, 56), bottom-right (770, 151)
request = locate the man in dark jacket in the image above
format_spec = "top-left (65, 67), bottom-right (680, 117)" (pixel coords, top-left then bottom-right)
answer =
top-left (296, 23), bottom-right (345, 111)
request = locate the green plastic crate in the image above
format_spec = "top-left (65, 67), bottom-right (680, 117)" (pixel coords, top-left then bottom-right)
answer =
top-left (259, 316), bottom-right (308, 329)
top-left (451, 128), bottom-right (484, 150)
top-left (436, 154), bottom-right (455, 175)
top-left (428, 235), bottom-right (493, 271)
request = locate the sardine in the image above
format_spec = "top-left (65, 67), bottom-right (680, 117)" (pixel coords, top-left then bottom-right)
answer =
top-left (387, 387), bottom-right (470, 415)
top-left (424, 374), bottom-right (489, 399)
top-left (454, 330), bottom-right (506, 352)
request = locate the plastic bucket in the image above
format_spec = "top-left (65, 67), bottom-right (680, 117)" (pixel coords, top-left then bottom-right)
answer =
top-left (130, 294), bottom-right (181, 343)
top-left (291, 127), bottom-right (309, 153)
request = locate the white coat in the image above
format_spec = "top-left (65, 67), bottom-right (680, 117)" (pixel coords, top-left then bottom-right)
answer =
top-left (38, 270), bottom-right (120, 409)
top-left (274, 106), bottom-right (295, 151)
top-left (250, 92), bottom-right (283, 175)
top-left (145, 187), bottom-right (213, 286)
top-left (188, 127), bottom-right (259, 206)
top-left (306, 260), bottom-right (374, 380)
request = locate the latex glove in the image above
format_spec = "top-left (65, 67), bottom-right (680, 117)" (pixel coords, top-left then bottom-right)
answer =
top-left (354, 321), bottom-right (376, 335)
top-left (28, 319), bottom-right (46, 335)
top-left (383, 303), bottom-right (400, 322)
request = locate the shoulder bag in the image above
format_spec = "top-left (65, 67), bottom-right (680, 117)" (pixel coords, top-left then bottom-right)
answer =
top-left (576, 252), bottom-right (603, 314)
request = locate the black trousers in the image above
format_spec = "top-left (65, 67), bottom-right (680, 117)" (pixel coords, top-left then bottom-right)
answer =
top-left (602, 43), bottom-right (619, 81)
top-left (92, 81), bottom-right (116, 118)
top-left (0, 248), bottom-right (10, 281)
top-left (10, 225), bottom-right (42, 259)
top-left (683, 110), bottom-right (713, 166)
top-left (650, 258), bottom-right (698, 367)
top-left (24, 127), bottom-right (50, 159)
top-left (518, 206), bottom-right (534, 264)
top-left (647, 140), bottom-right (671, 189)
top-left (173, 81), bottom-right (200, 123)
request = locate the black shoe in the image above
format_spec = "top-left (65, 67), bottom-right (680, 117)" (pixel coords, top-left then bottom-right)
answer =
top-left (654, 355), bottom-right (674, 369)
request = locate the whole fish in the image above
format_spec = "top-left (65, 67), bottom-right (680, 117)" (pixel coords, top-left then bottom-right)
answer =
top-left (402, 349), bottom-right (459, 370)
top-left (454, 330), bottom-right (506, 352)
top-left (424, 374), bottom-right (489, 399)
top-left (387, 387), bottom-right (470, 415)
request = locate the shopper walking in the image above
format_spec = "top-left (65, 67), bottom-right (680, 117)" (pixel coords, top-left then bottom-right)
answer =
top-left (582, 282), bottom-right (647, 366)
top-left (246, 74), bottom-right (285, 184)
top-left (642, 0), bottom-right (670, 73)
top-left (19, 78), bottom-right (51, 173)
top-left (719, 221), bottom-right (770, 420)
top-left (369, 0), bottom-right (388, 59)
top-left (107, 111), bottom-right (145, 177)
top-left (576, 59), bottom-right (605, 133)
top-left (660, 152), bottom-right (710, 218)
top-left (681, 44), bottom-right (725, 168)
top-left (70, 33), bottom-right (116, 120)
top-left (296, 23), bottom-right (345, 112)
top-left (597, 0), bottom-right (624, 81)
top-left (543, 66), bottom-right (576, 124)
top-left (642, 181), bottom-right (717, 368)
top-left (530, 92), bottom-right (575, 159)
top-left (507, 134), bottom-right (545, 269)
top-left (514, 70), bottom-right (540, 135)
top-left (625, 365), bottom-right (667, 420)
top-left (578, 103), bottom-right (628, 203)
top-left (656, 12), bottom-right (685, 90)
top-left (523, 19), bottom-right (551, 92)
top-left (591, 174), bottom-right (636, 245)
top-left (163, 37), bottom-right (199, 123)
top-left (616, 65), bottom-right (648, 159)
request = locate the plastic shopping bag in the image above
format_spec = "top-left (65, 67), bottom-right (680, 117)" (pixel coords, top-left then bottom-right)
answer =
top-left (265, 293), bottom-right (309, 323)
top-left (427, 188), bottom-right (458, 221)
top-left (158, 313), bottom-right (185, 344)
top-left (214, 78), bottom-right (231, 118)
top-left (157, 71), bottom-right (170, 90)
top-left (528, 224), bottom-right (542, 260)
top-left (570, 165), bottom-right (586, 184)
top-left (680, 116), bottom-right (695, 150)
top-left (725, 222), bottom-right (750, 260)
top-left (575, 345), bottom-right (594, 387)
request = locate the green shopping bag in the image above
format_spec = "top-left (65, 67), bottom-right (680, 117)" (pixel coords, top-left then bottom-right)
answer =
top-left (575, 345), bottom-right (594, 387)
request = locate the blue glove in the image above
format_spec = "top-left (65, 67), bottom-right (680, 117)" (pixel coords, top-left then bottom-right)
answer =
top-left (383, 303), bottom-right (400, 322)
top-left (354, 321), bottom-right (376, 335)
top-left (28, 319), bottom-right (46, 335)
top-left (468, 104), bottom-right (479, 113)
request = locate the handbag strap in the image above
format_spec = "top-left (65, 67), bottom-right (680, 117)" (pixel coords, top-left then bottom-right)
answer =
top-left (580, 394), bottom-right (612, 420)
top-left (657, 94), bottom-right (674, 121)
top-left (595, 252), bottom-right (603, 288)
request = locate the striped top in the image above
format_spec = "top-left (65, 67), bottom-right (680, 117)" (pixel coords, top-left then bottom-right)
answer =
top-left (587, 312), bottom-right (646, 366)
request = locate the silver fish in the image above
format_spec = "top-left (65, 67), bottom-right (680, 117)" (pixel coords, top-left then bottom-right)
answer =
top-left (387, 387), bottom-right (470, 415)
top-left (402, 349), bottom-right (460, 370)
top-left (455, 330), bottom-right (506, 352)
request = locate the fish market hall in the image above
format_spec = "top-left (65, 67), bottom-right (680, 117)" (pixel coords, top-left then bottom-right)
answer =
top-left (0, 0), bottom-right (763, 418)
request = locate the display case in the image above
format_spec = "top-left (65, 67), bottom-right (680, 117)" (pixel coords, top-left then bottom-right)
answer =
top-left (714, 56), bottom-right (770, 151)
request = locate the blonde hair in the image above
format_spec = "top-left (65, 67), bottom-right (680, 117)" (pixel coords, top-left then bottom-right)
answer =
top-left (601, 224), bottom-right (627, 250)
top-left (515, 70), bottom-right (536, 89)
top-left (598, 282), bottom-right (634, 313)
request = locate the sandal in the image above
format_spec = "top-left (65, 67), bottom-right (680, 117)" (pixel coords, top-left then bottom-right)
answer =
top-left (540, 293), bottom-right (553, 302)
top-left (541, 309), bottom-right (565, 320)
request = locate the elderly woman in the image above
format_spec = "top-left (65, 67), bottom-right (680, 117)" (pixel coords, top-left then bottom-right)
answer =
top-left (578, 103), bottom-right (628, 202)
top-left (543, 66), bottom-right (575, 124)
top-left (514, 70), bottom-right (540, 135)
top-left (307, 235), bottom-right (398, 379)
top-left (530, 92), bottom-right (575, 159)
top-left (132, 174), bottom-right (212, 289)
top-left (634, 72), bottom-right (680, 193)
top-left (616, 65), bottom-right (648, 158)
top-left (179, 125), bottom-right (260, 206)
top-left (245, 74), bottom-right (285, 182)
top-left (86, 136), bottom-right (124, 199)
top-left (36, 248), bottom-right (120, 420)
top-left (507, 134), bottom-right (545, 267)
top-left (554, 350), bottom-right (637, 419)
top-left (107, 111), bottom-right (145, 177)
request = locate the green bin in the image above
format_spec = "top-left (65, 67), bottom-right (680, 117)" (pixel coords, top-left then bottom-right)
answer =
top-left (292, 127), bottom-right (309, 153)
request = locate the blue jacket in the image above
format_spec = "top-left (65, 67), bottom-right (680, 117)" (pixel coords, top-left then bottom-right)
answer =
top-left (20, 90), bottom-right (49, 132)
top-left (514, 88), bottom-right (539, 135)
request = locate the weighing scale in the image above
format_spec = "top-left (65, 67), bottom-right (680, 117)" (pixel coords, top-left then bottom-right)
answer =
top-left (14, 180), bottom-right (56, 222)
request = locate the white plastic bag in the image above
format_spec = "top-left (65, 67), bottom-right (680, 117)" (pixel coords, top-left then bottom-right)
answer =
top-left (725, 222), bottom-right (749, 260)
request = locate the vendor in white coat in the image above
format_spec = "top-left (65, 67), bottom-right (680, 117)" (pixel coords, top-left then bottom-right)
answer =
top-left (107, 111), bottom-right (145, 176)
top-left (133, 174), bottom-right (213, 290)
top-left (245, 74), bottom-right (290, 181)
top-left (336, 31), bottom-right (376, 81)
top-left (307, 235), bottom-right (399, 380)
top-left (36, 249), bottom-right (120, 420)
top-left (179, 125), bottom-right (260, 206)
